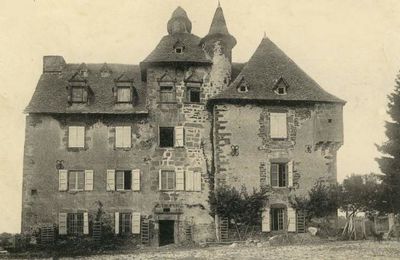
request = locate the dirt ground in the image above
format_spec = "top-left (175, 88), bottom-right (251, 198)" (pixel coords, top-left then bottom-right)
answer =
top-left (62, 240), bottom-right (400, 260)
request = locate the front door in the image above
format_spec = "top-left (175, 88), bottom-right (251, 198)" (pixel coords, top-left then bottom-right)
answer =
top-left (159, 220), bottom-right (175, 246)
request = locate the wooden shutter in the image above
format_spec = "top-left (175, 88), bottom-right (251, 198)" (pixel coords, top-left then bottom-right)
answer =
top-left (132, 169), bottom-right (141, 191)
top-left (266, 161), bottom-right (271, 186)
top-left (115, 212), bottom-right (120, 234)
top-left (185, 170), bottom-right (194, 191)
top-left (194, 171), bottom-right (202, 191)
top-left (262, 208), bottom-right (270, 232)
top-left (83, 212), bottom-right (89, 234)
top-left (270, 113), bottom-right (287, 139)
top-left (115, 127), bottom-right (123, 148)
top-left (68, 126), bottom-right (77, 147)
top-left (174, 126), bottom-right (184, 147)
top-left (76, 126), bottom-right (85, 148)
top-left (271, 163), bottom-right (279, 187)
top-left (59, 170), bottom-right (68, 191)
top-left (158, 169), bottom-right (162, 190)
top-left (124, 126), bottom-right (132, 148)
top-left (58, 213), bottom-right (67, 235)
top-left (84, 170), bottom-right (93, 191)
top-left (106, 169), bottom-right (115, 191)
top-left (287, 207), bottom-right (296, 232)
top-left (288, 161), bottom-right (294, 187)
top-left (132, 212), bottom-right (141, 234)
top-left (176, 168), bottom-right (185, 191)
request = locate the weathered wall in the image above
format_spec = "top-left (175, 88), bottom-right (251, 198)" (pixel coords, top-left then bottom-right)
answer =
top-left (213, 103), bottom-right (344, 206)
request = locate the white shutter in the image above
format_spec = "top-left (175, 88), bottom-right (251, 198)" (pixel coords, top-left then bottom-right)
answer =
top-left (107, 169), bottom-right (115, 191)
top-left (288, 161), bottom-right (293, 187)
top-left (68, 126), bottom-right (77, 147)
top-left (176, 168), bottom-right (185, 191)
top-left (132, 212), bottom-right (141, 234)
top-left (266, 161), bottom-right (271, 186)
top-left (115, 212), bottom-right (120, 234)
top-left (185, 170), bottom-right (194, 191)
top-left (262, 208), bottom-right (270, 232)
top-left (59, 213), bottom-right (67, 235)
top-left (124, 126), bottom-right (132, 148)
top-left (76, 126), bottom-right (85, 148)
top-left (83, 212), bottom-right (89, 234)
top-left (84, 170), bottom-right (93, 191)
top-left (115, 127), bottom-right (123, 148)
top-left (287, 207), bottom-right (296, 232)
top-left (132, 169), bottom-right (141, 191)
top-left (174, 126), bottom-right (184, 147)
top-left (270, 113), bottom-right (287, 139)
top-left (159, 169), bottom-right (162, 190)
top-left (194, 171), bottom-right (202, 191)
top-left (59, 170), bottom-right (68, 191)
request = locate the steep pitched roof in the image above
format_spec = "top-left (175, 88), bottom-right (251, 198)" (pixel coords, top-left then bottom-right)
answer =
top-left (211, 37), bottom-right (345, 104)
top-left (25, 63), bottom-right (147, 114)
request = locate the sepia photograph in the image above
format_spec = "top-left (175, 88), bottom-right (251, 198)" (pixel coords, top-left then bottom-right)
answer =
top-left (0, 0), bottom-right (400, 259)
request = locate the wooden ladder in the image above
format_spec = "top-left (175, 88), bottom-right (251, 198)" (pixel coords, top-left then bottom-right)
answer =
top-left (220, 217), bottom-right (229, 242)
top-left (185, 223), bottom-right (193, 241)
top-left (92, 221), bottom-right (102, 241)
top-left (141, 218), bottom-right (150, 245)
top-left (40, 224), bottom-right (55, 245)
top-left (296, 211), bottom-right (306, 233)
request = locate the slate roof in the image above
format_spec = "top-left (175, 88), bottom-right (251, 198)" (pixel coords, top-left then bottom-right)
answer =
top-left (25, 64), bottom-right (148, 114)
top-left (211, 37), bottom-right (345, 104)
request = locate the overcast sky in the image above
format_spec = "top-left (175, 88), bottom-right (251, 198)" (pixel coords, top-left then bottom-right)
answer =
top-left (0, 0), bottom-right (399, 233)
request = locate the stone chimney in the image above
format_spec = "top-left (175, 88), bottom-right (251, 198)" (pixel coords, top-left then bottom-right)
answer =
top-left (43, 55), bottom-right (66, 73)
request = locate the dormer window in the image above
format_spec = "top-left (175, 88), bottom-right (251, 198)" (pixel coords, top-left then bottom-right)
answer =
top-left (238, 85), bottom-right (248, 93)
top-left (274, 77), bottom-right (289, 95)
top-left (100, 63), bottom-right (112, 78)
top-left (237, 77), bottom-right (249, 93)
top-left (78, 63), bottom-right (89, 78)
top-left (175, 47), bottom-right (184, 54)
top-left (173, 40), bottom-right (185, 54)
top-left (114, 73), bottom-right (136, 104)
top-left (117, 87), bottom-right (131, 103)
top-left (71, 87), bottom-right (87, 103)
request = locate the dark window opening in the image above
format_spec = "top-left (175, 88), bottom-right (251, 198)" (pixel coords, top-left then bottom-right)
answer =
top-left (119, 213), bottom-right (132, 234)
top-left (238, 85), bottom-right (248, 93)
top-left (271, 208), bottom-right (285, 231)
top-left (159, 127), bottom-right (174, 147)
top-left (163, 208), bottom-right (171, 213)
top-left (328, 119), bottom-right (332, 123)
top-left (271, 163), bottom-right (287, 187)
top-left (159, 84), bottom-right (176, 103)
top-left (71, 87), bottom-right (87, 103)
top-left (277, 87), bottom-right (286, 95)
top-left (159, 220), bottom-right (175, 246)
top-left (187, 87), bottom-right (201, 103)
top-left (31, 189), bottom-right (38, 195)
top-left (175, 47), bottom-right (183, 54)
top-left (116, 170), bottom-right (132, 191)
top-left (67, 213), bottom-right (84, 235)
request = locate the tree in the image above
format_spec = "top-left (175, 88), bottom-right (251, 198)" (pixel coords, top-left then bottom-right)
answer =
top-left (376, 72), bottom-right (400, 215)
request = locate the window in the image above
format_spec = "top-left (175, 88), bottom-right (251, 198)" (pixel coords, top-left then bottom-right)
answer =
top-left (277, 86), bottom-right (286, 95)
top-left (187, 87), bottom-right (201, 103)
top-left (159, 84), bottom-right (176, 103)
top-left (116, 170), bottom-right (132, 191)
top-left (175, 47), bottom-right (183, 54)
top-left (238, 84), bottom-right (248, 93)
top-left (160, 170), bottom-right (176, 190)
top-left (159, 127), bottom-right (174, 147)
top-left (67, 213), bottom-right (84, 235)
top-left (270, 113), bottom-right (287, 139)
top-left (71, 87), bottom-right (87, 103)
top-left (117, 87), bottom-right (131, 103)
top-left (68, 170), bottom-right (85, 191)
top-left (119, 213), bottom-right (132, 234)
top-left (115, 126), bottom-right (131, 148)
top-left (271, 163), bottom-right (287, 187)
top-left (271, 208), bottom-right (285, 231)
top-left (68, 126), bottom-right (85, 148)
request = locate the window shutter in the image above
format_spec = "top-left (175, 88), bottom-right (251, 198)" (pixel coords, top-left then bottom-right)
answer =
top-left (124, 126), bottom-right (132, 148)
top-left (58, 213), bottom-right (67, 235)
top-left (68, 126), bottom-right (76, 147)
top-left (288, 161), bottom-right (293, 187)
top-left (185, 170), bottom-right (194, 191)
top-left (287, 207), bottom-right (296, 232)
top-left (271, 164), bottom-right (279, 187)
top-left (270, 113), bottom-right (278, 138)
top-left (84, 170), bottom-right (93, 191)
top-left (132, 212), bottom-right (141, 234)
top-left (175, 167), bottom-right (185, 191)
top-left (59, 170), bottom-right (68, 191)
top-left (77, 126), bottom-right (85, 147)
top-left (83, 212), bottom-right (89, 234)
top-left (270, 113), bottom-right (287, 139)
top-left (174, 126), bottom-right (184, 147)
top-left (262, 208), bottom-right (270, 232)
top-left (158, 169), bottom-right (162, 190)
top-left (132, 169), bottom-right (141, 191)
top-left (115, 127), bottom-right (123, 148)
top-left (115, 212), bottom-right (120, 234)
top-left (194, 171), bottom-right (202, 191)
top-left (106, 169), bottom-right (115, 191)
top-left (266, 161), bottom-right (271, 186)
top-left (278, 113), bottom-right (287, 138)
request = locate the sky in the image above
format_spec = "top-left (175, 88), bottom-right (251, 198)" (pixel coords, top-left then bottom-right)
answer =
top-left (0, 0), bottom-right (399, 233)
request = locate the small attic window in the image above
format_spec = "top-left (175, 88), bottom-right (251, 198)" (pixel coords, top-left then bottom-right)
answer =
top-left (175, 47), bottom-right (184, 54)
top-left (238, 85), bottom-right (248, 93)
top-left (274, 77), bottom-right (289, 95)
top-left (277, 86), bottom-right (286, 95)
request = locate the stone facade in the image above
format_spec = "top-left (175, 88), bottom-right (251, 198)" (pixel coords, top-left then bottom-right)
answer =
top-left (22, 4), bottom-right (344, 245)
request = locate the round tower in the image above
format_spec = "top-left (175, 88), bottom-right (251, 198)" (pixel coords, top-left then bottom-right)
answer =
top-left (201, 2), bottom-right (237, 96)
